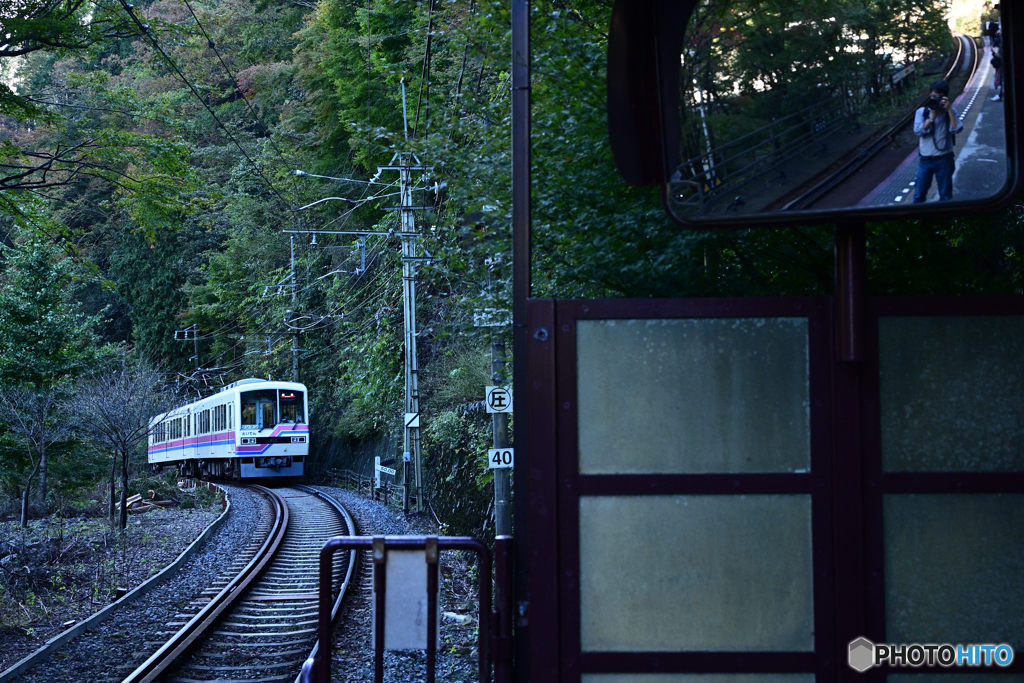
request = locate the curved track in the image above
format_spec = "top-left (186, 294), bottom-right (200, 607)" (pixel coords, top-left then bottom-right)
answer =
top-left (121, 485), bottom-right (356, 683)
top-left (781, 32), bottom-right (980, 211)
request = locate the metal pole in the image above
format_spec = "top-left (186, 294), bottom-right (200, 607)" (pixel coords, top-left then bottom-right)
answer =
top-left (511, 0), bottom-right (531, 678)
top-left (291, 236), bottom-right (299, 382)
top-left (400, 153), bottom-right (424, 512)
top-left (494, 535), bottom-right (514, 683)
top-left (492, 337), bottom-right (511, 537)
top-left (835, 222), bottom-right (866, 362)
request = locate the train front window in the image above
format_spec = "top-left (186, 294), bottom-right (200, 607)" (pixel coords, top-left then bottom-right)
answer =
top-left (241, 389), bottom-right (277, 429)
top-left (262, 402), bottom-right (276, 429)
top-left (279, 390), bottom-right (305, 424)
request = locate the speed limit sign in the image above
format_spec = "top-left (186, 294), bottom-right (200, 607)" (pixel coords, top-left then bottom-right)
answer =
top-left (488, 448), bottom-right (514, 469)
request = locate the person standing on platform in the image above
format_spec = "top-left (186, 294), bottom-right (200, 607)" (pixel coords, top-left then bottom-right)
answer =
top-left (913, 80), bottom-right (963, 203)
top-left (991, 51), bottom-right (1003, 101)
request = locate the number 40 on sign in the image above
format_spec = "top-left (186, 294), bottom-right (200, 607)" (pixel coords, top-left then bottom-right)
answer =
top-left (488, 448), bottom-right (514, 469)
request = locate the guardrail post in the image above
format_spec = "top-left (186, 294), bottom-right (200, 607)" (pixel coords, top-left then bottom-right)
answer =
top-left (373, 536), bottom-right (386, 683)
top-left (426, 537), bottom-right (439, 683)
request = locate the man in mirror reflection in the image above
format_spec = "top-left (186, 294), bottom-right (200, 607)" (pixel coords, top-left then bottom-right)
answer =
top-left (991, 51), bottom-right (1003, 101)
top-left (913, 80), bottom-right (963, 203)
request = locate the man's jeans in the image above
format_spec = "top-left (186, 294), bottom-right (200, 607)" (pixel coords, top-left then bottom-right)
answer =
top-left (914, 153), bottom-right (955, 202)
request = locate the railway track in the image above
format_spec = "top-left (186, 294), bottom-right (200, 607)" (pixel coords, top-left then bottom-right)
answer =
top-left (780, 32), bottom-right (980, 211)
top-left (122, 485), bottom-right (356, 683)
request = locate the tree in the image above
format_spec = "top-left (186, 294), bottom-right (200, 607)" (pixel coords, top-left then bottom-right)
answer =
top-left (0, 235), bottom-right (105, 507)
top-left (73, 357), bottom-right (172, 530)
top-left (0, 384), bottom-right (74, 526)
top-left (0, 0), bottom-right (137, 119)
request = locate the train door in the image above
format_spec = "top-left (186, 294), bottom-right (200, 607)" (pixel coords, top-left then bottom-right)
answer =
top-left (189, 409), bottom-right (196, 462)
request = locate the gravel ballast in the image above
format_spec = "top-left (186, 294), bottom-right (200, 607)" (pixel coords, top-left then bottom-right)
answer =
top-left (3, 485), bottom-right (484, 683)
top-left (310, 487), bottom-right (482, 683)
top-left (3, 484), bottom-right (270, 683)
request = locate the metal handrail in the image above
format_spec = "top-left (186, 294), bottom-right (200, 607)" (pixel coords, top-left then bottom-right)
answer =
top-left (674, 96), bottom-right (849, 211)
top-left (303, 535), bottom-right (513, 683)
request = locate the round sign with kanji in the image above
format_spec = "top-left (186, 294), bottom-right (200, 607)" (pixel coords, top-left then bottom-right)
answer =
top-left (485, 386), bottom-right (513, 413)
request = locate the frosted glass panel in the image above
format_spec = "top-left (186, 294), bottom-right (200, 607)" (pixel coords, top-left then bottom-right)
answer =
top-left (577, 318), bottom-right (809, 474)
top-left (583, 676), bottom-right (814, 683)
top-left (884, 494), bottom-right (1024, 644)
top-left (580, 495), bottom-right (814, 652)
top-left (880, 316), bottom-right (1024, 471)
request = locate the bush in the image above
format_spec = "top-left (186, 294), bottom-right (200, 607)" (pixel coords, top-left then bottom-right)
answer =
top-left (130, 470), bottom-right (181, 503)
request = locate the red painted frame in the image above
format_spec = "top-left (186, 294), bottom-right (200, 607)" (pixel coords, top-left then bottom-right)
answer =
top-left (525, 295), bottom-right (1024, 683)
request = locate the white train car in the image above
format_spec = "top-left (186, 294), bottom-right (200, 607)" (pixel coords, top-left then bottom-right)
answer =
top-left (148, 378), bottom-right (308, 479)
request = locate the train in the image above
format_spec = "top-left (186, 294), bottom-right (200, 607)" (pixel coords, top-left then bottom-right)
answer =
top-left (148, 378), bottom-right (308, 479)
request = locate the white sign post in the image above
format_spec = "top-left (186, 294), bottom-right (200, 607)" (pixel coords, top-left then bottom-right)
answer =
top-left (375, 456), bottom-right (396, 488)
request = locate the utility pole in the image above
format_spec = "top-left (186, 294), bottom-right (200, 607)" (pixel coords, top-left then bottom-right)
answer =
top-left (491, 337), bottom-right (512, 536)
top-left (175, 324), bottom-right (201, 370)
top-left (290, 144), bottom-right (434, 514)
top-left (399, 151), bottom-right (424, 514)
top-left (290, 236), bottom-right (299, 383)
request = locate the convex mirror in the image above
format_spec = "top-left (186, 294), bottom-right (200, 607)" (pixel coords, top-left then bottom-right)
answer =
top-left (608, 0), bottom-right (1021, 227)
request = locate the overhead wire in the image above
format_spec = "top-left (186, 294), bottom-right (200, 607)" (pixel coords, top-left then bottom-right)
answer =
top-left (114, 0), bottom-right (293, 209)
top-left (177, 0), bottom-right (297, 178)
top-left (148, 0), bottom-right (456, 380)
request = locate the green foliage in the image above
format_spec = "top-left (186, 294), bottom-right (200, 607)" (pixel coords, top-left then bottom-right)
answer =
top-left (2, 0), bottom-right (1021, 537)
top-left (423, 409), bottom-right (493, 537)
top-left (0, 235), bottom-right (105, 388)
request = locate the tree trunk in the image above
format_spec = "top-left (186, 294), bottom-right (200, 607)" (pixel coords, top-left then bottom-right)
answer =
top-left (109, 457), bottom-right (116, 522)
top-left (37, 442), bottom-right (47, 512)
top-left (21, 462), bottom-right (40, 528)
top-left (119, 450), bottom-right (129, 530)
top-left (20, 486), bottom-right (30, 528)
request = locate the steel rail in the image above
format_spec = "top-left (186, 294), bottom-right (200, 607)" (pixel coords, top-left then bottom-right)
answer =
top-left (119, 484), bottom-right (290, 683)
top-left (291, 485), bottom-right (358, 683)
top-left (782, 33), bottom-right (978, 211)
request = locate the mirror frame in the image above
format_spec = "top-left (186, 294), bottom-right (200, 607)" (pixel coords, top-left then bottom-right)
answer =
top-left (608, 0), bottom-right (1023, 228)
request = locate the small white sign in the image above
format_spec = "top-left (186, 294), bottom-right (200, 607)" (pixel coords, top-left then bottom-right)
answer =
top-left (377, 464), bottom-right (397, 476)
top-left (405, 412), bottom-right (420, 429)
top-left (485, 386), bottom-right (513, 413)
top-left (373, 549), bottom-right (439, 650)
top-left (488, 448), bottom-right (514, 469)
